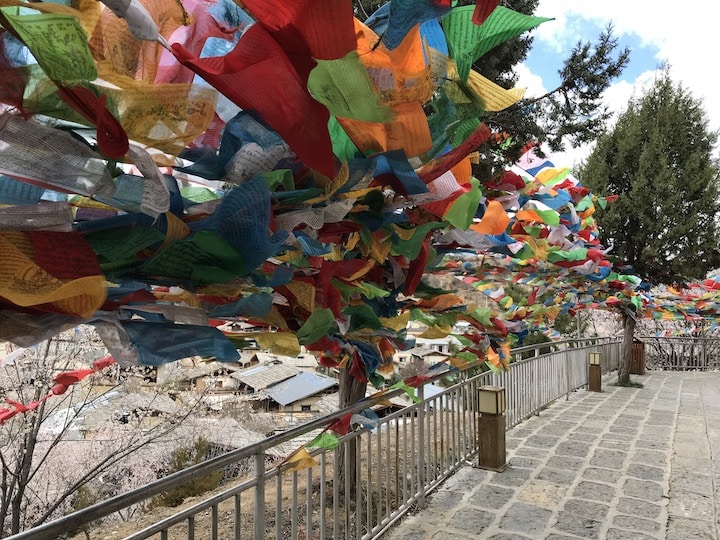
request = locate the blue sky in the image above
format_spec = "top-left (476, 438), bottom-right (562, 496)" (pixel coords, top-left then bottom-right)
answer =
top-left (524, 22), bottom-right (661, 91)
top-left (514, 2), bottom-right (720, 166)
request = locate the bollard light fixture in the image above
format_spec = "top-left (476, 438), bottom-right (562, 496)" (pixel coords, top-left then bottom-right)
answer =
top-left (588, 352), bottom-right (601, 366)
top-left (478, 385), bottom-right (506, 415)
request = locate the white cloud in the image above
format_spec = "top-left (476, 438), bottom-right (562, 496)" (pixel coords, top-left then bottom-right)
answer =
top-left (513, 63), bottom-right (547, 97)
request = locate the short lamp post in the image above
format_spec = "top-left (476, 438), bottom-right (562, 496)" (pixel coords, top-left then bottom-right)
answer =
top-left (477, 385), bottom-right (507, 472)
top-left (588, 352), bottom-right (602, 392)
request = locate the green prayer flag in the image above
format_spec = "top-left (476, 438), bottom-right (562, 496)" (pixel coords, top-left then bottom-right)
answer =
top-left (140, 230), bottom-right (245, 285)
top-left (328, 116), bottom-right (361, 161)
top-left (344, 304), bottom-right (383, 332)
top-left (443, 177), bottom-right (481, 229)
top-left (391, 222), bottom-right (445, 259)
top-left (443, 6), bottom-right (552, 81)
top-left (86, 226), bottom-right (165, 262)
top-left (309, 52), bottom-right (394, 123)
top-left (547, 248), bottom-right (587, 264)
top-left (2, 11), bottom-right (97, 82)
top-left (533, 207), bottom-right (560, 226)
top-left (180, 186), bottom-right (221, 203)
top-left (297, 308), bottom-right (336, 345)
top-left (390, 381), bottom-right (420, 403)
top-left (261, 169), bottom-right (295, 192)
top-left (307, 432), bottom-right (340, 451)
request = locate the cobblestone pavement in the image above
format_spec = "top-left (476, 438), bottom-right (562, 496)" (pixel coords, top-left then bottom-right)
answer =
top-left (383, 371), bottom-right (720, 540)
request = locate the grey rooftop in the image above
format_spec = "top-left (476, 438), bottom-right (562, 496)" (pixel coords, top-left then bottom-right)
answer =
top-left (384, 371), bottom-right (719, 540)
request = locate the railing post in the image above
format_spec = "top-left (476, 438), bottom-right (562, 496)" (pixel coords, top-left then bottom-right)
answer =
top-left (254, 452), bottom-right (265, 540)
top-left (417, 384), bottom-right (426, 508)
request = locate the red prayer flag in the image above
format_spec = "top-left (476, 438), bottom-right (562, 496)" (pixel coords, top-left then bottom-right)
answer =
top-left (171, 25), bottom-right (335, 177)
top-left (93, 355), bottom-right (116, 371)
top-left (27, 231), bottom-right (102, 279)
top-left (55, 85), bottom-right (129, 159)
top-left (404, 375), bottom-right (430, 387)
top-left (419, 123), bottom-right (492, 183)
top-left (328, 414), bottom-right (352, 436)
top-left (240, 0), bottom-right (356, 65)
top-left (53, 368), bottom-right (95, 386)
top-left (472, 0), bottom-right (501, 25)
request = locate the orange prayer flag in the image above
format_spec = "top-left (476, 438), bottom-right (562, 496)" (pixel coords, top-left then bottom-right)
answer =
top-left (450, 156), bottom-right (472, 185)
top-left (337, 101), bottom-right (432, 158)
top-left (515, 208), bottom-right (543, 223)
top-left (470, 200), bottom-right (509, 235)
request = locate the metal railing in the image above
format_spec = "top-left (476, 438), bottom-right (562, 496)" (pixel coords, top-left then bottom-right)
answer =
top-left (8, 337), bottom-right (621, 540)
top-left (639, 335), bottom-right (720, 371)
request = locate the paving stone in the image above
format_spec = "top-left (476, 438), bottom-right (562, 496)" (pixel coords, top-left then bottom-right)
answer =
top-left (669, 471), bottom-right (714, 496)
top-left (488, 467), bottom-right (533, 487)
top-left (513, 446), bottom-right (550, 458)
top-left (448, 508), bottom-right (495, 535)
top-left (581, 467), bottom-right (621, 484)
top-left (525, 435), bottom-right (560, 449)
top-left (616, 497), bottom-right (662, 519)
top-left (630, 448), bottom-right (669, 464)
top-left (425, 490), bottom-right (464, 509)
top-left (570, 432), bottom-right (597, 443)
top-left (635, 439), bottom-right (670, 451)
top-left (507, 455), bottom-right (543, 469)
top-left (556, 440), bottom-right (592, 458)
top-left (601, 432), bottom-right (635, 442)
top-left (605, 528), bottom-right (657, 540)
top-left (626, 463), bottom-right (665, 482)
top-left (537, 420), bottom-right (578, 435)
top-left (589, 450), bottom-right (627, 469)
top-left (572, 481), bottom-right (615, 503)
top-left (508, 428), bottom-right (535, 438)
top-left (668, 490), bottom-right (714, 520)
top-left (553, 511), bottom-right (602, 539)
top-left (607, 425), bottom-right (638, 436)
top-left (596, 439), bottom-right (630, 451)
top-left (622, 478), bottom-right (664, 502)
top-left (666, 515), bottom-right (716, 539)
top-left (486, 534), bottom-right (533, 540)
top-left (441, 467), bottom-right (490, 491)
top-left (498, 502), bottom-right (552, 535)
top-left (612, 514), bottom-right (662, 533)
top-left (430, 532), bottom-right (475, 540)
top-left (468, 484), bottom-right (515, 510)
top-left (517, 480), bottom-right (567, 510)
top-left (546, 455), bottom-right (584, 471)
top-left (536, 467), bottom-right (577, 486)
top-left (563, 498), bottom-right (610, 520)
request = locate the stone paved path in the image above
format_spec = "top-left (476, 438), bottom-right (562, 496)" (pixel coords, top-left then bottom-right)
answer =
top-left (383, 371), bottom-right (720, 539)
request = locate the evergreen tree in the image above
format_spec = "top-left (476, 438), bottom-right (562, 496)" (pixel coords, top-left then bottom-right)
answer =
top-left (579, 69), bottom-right (720, 285)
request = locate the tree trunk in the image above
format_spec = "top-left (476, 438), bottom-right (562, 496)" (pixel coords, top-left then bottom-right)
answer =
top-left (619, 311), bottom-right (636, 385)
top-left (337, 369), bottom-right (367, 497)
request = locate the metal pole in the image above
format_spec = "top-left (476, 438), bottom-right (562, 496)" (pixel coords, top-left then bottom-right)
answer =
top-left (254, 452), bottom-right (265, 540)
top-left (417, 385), bottom-right (426, 508)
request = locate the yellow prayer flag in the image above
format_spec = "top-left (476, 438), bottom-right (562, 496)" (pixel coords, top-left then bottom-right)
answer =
top-left (284, 281), bottom-right (316, 313)
top-left (253, 332), bottom-right (301, 357)
top-left (380, 311), bottom-right (411, 332)
top-left (284, 447), bottom-right (317, 473)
